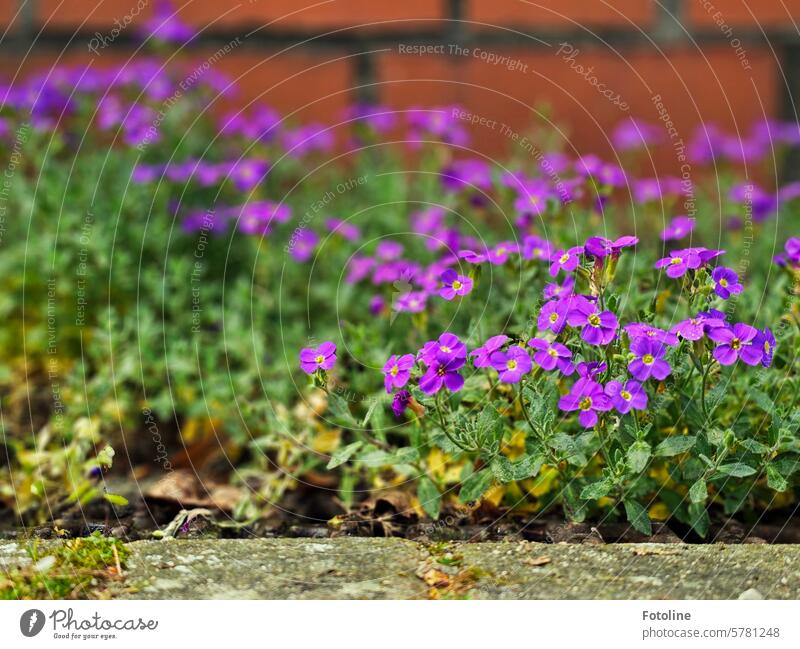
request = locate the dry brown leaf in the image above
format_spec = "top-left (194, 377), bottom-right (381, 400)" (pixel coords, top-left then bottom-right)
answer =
top-left (422, 568), bottom-right (450, 588)
top-left (144, 469), bottom-right (243, 512)
top-left (523, 555), bottom-right (552, 567)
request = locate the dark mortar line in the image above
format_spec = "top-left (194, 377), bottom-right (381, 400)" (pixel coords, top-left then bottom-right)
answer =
top-left (0, 25), bottom-right (790, 54)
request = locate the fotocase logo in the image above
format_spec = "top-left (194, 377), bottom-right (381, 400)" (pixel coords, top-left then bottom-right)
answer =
top-left (20, 609), bottom-right (45, 637)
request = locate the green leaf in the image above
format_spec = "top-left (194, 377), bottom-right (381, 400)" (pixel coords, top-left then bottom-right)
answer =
top-left (459, 468), bottom-right (494, 504)
top-left (626, 441), bottom-right (651, 473)
top-left (750, 388), bottom-right (776, 416)
top-left (580, 478), bottom-right (613, 501)
top-left (326, 441), bottom-right (363, 469)
top-left (623, 499), bottom-right (652, 535)
top-left (360, 399), bottom-right (381, 428)
top-left (717, 463), bottom-right (757, 478)
top-left (688, 502), bottom-right (710, 537)
top-left (328, 392), bottom-right (357, 426)
top-left (654, 435), bottom-right (696, 457)
top-left (688, 478), bottom-right (707, 504)
top-left (509, 454), bottom-right (546, 481)
top-left (417, 477), bottom-right (441, 519)
top-left (490, 456), bottom-right (515, 483)
top-left (766, 465), bottom-right (788, 492)
top-left (738, 439), bottom-right (768, 455)
top-left (103, 493), bottom-right (129, 507)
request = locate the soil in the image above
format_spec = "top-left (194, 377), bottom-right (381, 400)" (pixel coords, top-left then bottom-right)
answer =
top-left (2, 476), bottom-right (799, 545)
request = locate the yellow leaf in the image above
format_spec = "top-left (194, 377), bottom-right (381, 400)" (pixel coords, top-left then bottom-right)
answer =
top-left (648, 502), bottom-right (670, 521)
top-left (312, 428), bottom-right (341, 454)
top-left (427, 448), bottom-right (448, 479)
top-left (484, 483), bottom-right (505, 507)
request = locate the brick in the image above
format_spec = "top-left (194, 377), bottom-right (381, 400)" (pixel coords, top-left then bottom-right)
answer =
top-left (202, 49), bottom-right (351, 125)
top-left (687, 0), bottom-right (800, 28)
top-left (37, 0), bottom-right (443, 32)
top-left (467, 0), bottom-right (654, 28)
top-left (0, 47), bottom-right (350, 128)
top-left (37, 0), bottom-right (150, 31)
top-left (377, 45), bottom-right (777, 170)
top-left (0, 1), bottom-right (20, 32)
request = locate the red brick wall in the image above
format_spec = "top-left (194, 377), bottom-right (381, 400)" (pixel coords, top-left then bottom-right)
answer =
top-left (4, 0), bottom-right (800, 162)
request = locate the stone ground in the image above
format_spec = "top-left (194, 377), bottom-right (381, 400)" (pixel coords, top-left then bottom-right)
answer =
top-left (2, 538), bottom-right (799, 599)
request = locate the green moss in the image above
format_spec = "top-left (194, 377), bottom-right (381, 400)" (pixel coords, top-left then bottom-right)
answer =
top-left (0, 532), bottom-right (129, 600)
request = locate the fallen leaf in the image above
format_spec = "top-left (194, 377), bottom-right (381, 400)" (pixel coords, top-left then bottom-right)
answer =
top-left (422, 568), bottom-right (450, 588)
top-left (523, 556), bottom-right (551, 567)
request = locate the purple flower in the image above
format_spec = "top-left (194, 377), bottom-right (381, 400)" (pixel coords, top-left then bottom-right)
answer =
top-left (326, 218), bottom-right (361, 241)
top-left (383, 354), bottom-right (415, 393)
top-left (395, 291), bottom-right (427, 313)
top-left (708, 323), bottom-right (762, 366)
top-left (527, 338), bottom-right (572, 373)
top-left (289, 229), bottom-right (319, 262)
top-left (605, 380), bottom-right (648, 414)
top-left (754, 328), bottom-right (776, 368)
top-left (584, 236), bottom-right (638, 259)
top-left (346, 256), bottom-right (375, 284)
top-left (458, 249), bottom-right (488, 264)
top-left (611, 118), bottom-right (663, 151)
top-left (140, 0), bottom-right (197, 44)
top-left (549, 246), bottom-right (583, 276)
top-left (489, 345), bottom-right (532, 383)
top-left (419, 356), bottom-right (465, 394)
top-left (229, 159), bottom-right (270, 192)
top-left (558, 380), bottom-right (612, 428)
top-left (711, 266), bottom-right (743, 299)
top-left (521, 235), bottom-right (553, 262)
top-left (575, 361), bottom-right (607, 380)
top-left (419, 333), bottom-right (467, 365)
top-left (624, 322), bottom-right (679, 346)
top-left (441, 159), bottom-right (492, 193)
top-left (567, 300), bottom-right (619, 345)
top-left (660, 215), bottom-right (695, 241)
top-left (543, 277), bottom-right (574, 300)
top-left (439, 269), bottom-right (473, 300)
top-left (488, 242), bottom-right (518, 265)
top-left (376, 240), bottom-right (404, 260)
top-left (655, 249), bottom-right (702, 278)
top-left (369, 295), bottom-right (385, 315)
top-left (670, 312), bottom-right (726, 341)
top-left (628, 338), bottom-right (671, 381)
top-left (537, 299), bottom-right (570, 334)
top-left (514, 185), bottom-right (551, 217)
top-left (470, 334), bottom-right (509, 368)
top-left (392, 390), bottom-right (411, 418)
top-left (299, 341), bottom-right (336, 374)
top-left (347, 102), bottom-right (397, 134)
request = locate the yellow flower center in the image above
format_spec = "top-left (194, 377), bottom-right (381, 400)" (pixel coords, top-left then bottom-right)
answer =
top-left (579, 397), bottom-right (593, 411)
top-left (496, 247), bottom-right (507, 256)
top-left (588, 313), bottom-right (601, 327)
top-left (549, 312), bottom-right (559, 323)
top-left (620, 390), bottom-right (632, 401)
top-left (670, 257), bottom-right (683, 265)
top-left (559, 253), bottom-right (570, 263)
top-left (440, 345), bottom-right (452, 354)
top-left (731, 338), bottom-right (741, 350)
top-left (452, 280), bottom-right (462, 290)
top-left (507, 360), bottom-right (518, 370)
top-left (530, 196), bottom-right (539, 205)
top-left (642, 354), bottom-right (654, 365)
top-left (764, 341), bottom-right (771, 353)
top-left (315, 355), bottom-right (325, 364)
top-left (390, 366), bottom-right (399, 376)
top-left (719, 278), bottom-right (728, 287)
top-left (548, 348), bottom-right (558, 357)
